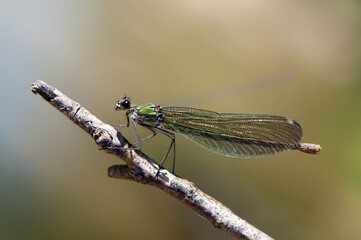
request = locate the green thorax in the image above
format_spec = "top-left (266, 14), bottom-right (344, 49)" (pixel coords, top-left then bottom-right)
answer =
top-left (135, 104), bottom-right (157, 116)
top-left (131, 103), bottom-right (164, 126)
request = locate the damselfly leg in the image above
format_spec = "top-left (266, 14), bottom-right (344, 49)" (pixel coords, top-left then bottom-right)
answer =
top-left (146, 126), bottom-right (176, 173)
top-left (105, 117), bottom-right (143, 151)
top-left (108, 118), bottom-right (177, 174)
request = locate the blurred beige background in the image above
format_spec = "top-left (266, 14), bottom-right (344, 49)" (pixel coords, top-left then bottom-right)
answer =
top-left (1, 1), bottom-right (360, 239)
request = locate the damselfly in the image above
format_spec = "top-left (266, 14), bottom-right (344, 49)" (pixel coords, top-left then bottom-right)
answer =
top-left (112, 97), bottom-right (321, 172)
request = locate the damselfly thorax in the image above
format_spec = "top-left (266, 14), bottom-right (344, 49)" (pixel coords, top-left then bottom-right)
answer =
top-left (129, 104), bottom-right (165, 127)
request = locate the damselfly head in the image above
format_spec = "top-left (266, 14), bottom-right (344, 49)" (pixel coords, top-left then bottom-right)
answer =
top-left (115, 97), bottom-right (131, 110)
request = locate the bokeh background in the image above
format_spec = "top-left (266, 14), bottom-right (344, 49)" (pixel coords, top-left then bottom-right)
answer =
top-left (1, 1), bottom-right (360, 239)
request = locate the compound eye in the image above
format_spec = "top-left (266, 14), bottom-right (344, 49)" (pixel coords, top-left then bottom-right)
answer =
top-left (115, 97), bottom-right (131, 110)
top-left (122, 99), bottom-right (130, 109)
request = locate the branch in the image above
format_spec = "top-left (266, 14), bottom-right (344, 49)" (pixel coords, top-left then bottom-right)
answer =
top-left (31, 80), bottom-right (274, 240)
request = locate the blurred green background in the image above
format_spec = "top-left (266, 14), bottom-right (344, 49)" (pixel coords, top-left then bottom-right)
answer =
top-left (1, 1), bottom-right (360, 239)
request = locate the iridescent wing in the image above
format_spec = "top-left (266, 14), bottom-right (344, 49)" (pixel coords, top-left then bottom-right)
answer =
top-left (161, 107), bottom-right (302, 158)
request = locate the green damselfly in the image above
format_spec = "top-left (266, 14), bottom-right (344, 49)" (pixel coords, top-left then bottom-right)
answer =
top-left (112, 97), bottom-right (321, 172)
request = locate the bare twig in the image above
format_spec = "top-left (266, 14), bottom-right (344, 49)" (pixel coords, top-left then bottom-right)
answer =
top-left (31, 80), bottom-right (274, 240)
